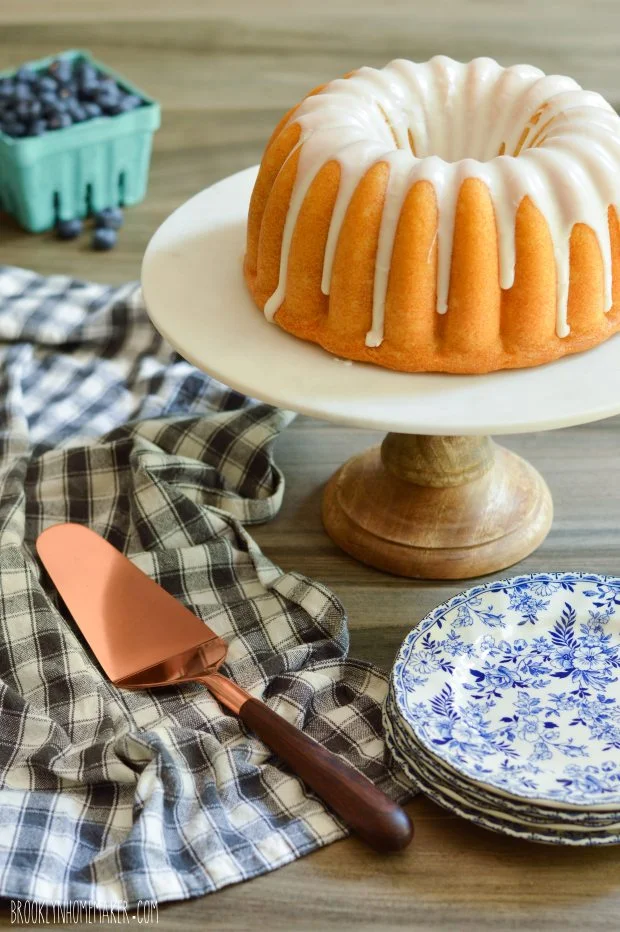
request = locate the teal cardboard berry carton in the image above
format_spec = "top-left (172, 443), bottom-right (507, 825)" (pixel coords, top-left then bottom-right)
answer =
top-left (0, 50), bottom-right (160, 232)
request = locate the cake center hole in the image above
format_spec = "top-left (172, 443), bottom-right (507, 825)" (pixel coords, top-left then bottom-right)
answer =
top-left (376, 102), bottom-right (540, 162)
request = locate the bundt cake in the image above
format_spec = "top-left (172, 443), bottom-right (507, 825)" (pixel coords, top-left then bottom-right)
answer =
top-left (244, 56), bottom-right (620, 374)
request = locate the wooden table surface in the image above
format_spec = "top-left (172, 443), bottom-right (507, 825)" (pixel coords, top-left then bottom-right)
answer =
top-left (2, 2), bottom-right (620, 929)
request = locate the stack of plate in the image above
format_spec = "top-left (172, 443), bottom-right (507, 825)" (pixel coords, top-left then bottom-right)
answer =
top-left (384, 572), bottom-right (620, 845)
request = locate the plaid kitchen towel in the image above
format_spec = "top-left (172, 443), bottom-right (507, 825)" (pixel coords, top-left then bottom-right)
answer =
top-left (0, 265), bottom-right (412, 909)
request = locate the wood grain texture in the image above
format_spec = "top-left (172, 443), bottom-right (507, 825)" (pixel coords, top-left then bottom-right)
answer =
top-left (1, 1), bottom-right (620, 928)
top-left (322, 434), bottom-right (554, 578)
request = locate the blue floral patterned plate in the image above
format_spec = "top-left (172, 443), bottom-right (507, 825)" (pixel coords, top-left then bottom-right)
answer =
top-left (391, 573), bottom-right (620, 809)
top-left (385, 689), bottom-right (620, 826)
top-left (385, 688), bottom-right (620, 825)
top-left (384, 713), bottom-right (620, 845)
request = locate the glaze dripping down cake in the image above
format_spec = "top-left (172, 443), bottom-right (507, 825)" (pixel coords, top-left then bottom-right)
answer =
top-left (243, 56), bottom-right (620, 374)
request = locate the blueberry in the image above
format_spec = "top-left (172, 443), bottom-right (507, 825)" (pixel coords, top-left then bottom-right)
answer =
top-left (16, 66), bottom-right (37, 84)
top-left (56, 218), bottom-right (83, 240)
top-left (41, 98), bottom-right (61, 118)
top-left (27, 119), bottom-right (47, 136)
top-left (37, 75), bottom-right (58, 94)
top-left (39, 90), bottom-right (58, 107)
top-left (14, 82), bottom-right (33, 101)
top-left (0, 78), bottom-right (14, 98)
top-left (76, 62), bottom-right (98, 87)
top-left (116, 94), bottom-right (141, 114)
top-left (83, 102), bottom-right (102, 119)
top-left (51, 97), bottom-right (70, 115)
top-left (96, 92), bottom-right (119, 114)
top-left (15, 100), bottom-right (32, 120)
top-left (98, 77), bottom-right (120, 97)
top-left (28, 99), bottom-right (43, 119)
top-left (58, 82), bottom-right (78, 100)
top-left (49, 58), bottom-right (73, 85)
top-left (1, 121), bottom-right (26, 138)
top-left (92, 227), bottom-right (117, 251)
top-left (48, 112), bottom-right (72, 130)
top-left (67, 100), bottom-right (86, 122)
top-left (94, 207), bottom-right (124, 230)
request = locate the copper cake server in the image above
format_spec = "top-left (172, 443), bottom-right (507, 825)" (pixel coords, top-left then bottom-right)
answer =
top-left (36, 523), bottom-right (413, 852)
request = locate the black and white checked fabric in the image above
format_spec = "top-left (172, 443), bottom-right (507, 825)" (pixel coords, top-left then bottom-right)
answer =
top-left (0, 266), bottom-right (411, 908)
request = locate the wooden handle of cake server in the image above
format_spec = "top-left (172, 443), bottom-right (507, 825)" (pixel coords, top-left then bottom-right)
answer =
top-left (238, 696), bottom-right (414, 853)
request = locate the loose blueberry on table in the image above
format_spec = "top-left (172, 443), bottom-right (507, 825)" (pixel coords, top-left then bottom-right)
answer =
top-left (92, 228), bottom-right (117, 251)
top-left (55, 218), bottom-right (83, 241)
top-left (94, 207), bottom-right (124, 230)
top-left (55, 208), bottom-right (123, 249)
top-left (0, 57), bottom-right (143, 138)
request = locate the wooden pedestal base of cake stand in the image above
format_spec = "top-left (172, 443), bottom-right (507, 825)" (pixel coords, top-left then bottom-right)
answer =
top-left (322, 433), bottom-right (553, 579)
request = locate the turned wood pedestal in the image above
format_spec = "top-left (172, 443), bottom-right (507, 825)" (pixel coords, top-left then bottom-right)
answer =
top-left (322, 434), bottom-right (553, 580)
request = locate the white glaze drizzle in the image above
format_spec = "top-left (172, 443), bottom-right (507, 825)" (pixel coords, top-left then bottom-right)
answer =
top-left (262, 56), bottom-right (620, 345)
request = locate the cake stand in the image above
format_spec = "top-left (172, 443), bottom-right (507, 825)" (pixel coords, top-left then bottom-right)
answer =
top-left (141, 166), bottom-right (620, 580)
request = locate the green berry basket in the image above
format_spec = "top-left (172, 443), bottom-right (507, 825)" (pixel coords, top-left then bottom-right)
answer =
top-left (0, 49), bottom-right (161, 232)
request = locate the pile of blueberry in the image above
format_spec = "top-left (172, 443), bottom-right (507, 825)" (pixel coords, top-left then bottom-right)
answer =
top-left (0, 57), bottom-right (143, 139)
top-left (57, 207), bottom-right (124, 251)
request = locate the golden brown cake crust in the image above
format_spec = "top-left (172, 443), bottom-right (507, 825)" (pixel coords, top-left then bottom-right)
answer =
top-left (244, 61), bottom-right (620, 374)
